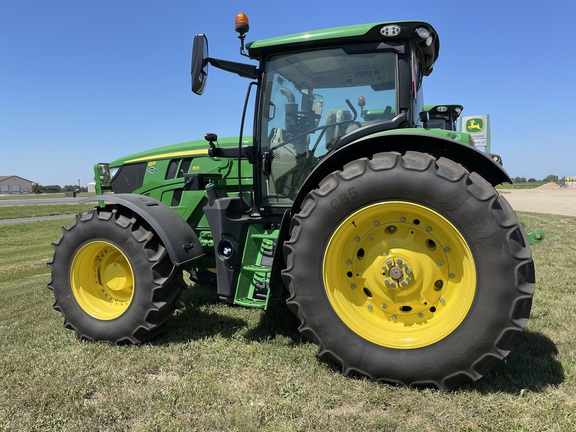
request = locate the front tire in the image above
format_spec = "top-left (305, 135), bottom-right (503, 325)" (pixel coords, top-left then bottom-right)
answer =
top-left (48, 206), bottom-right (183, 343)
top-left (282, 151), bottom-right (535, 390)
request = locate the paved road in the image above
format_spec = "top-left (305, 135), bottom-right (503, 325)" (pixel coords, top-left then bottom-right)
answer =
top-left (0, 197), bottom-right (84, 206)
top-left (0, 214), bottom-right (77, 226)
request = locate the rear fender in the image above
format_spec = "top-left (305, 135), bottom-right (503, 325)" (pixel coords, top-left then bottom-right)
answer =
top-left (292, 132), bottom-right (511, 213)
top-left (81, 194), bottom-right (204, 266)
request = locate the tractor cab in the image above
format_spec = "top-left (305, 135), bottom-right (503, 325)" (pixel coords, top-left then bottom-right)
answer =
top-left (192, 18), bottom-right (442, 212)
top-left (255, 44), bottom-right (406, 206)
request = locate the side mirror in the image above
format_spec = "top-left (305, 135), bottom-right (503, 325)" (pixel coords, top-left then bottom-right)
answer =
top-left (191, 34), bottom-right (209, 95)
top-left (419, 110), bottom-right (429, 126)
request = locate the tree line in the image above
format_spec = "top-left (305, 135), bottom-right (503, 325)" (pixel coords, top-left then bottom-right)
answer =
top-left (511, 175), bottom-right (565, 183)
top-left (32, 184), bottom-right (88, 194)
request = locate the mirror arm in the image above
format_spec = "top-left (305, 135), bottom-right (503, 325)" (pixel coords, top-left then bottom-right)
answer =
top-left (207, 57), bottom-right (258, 79)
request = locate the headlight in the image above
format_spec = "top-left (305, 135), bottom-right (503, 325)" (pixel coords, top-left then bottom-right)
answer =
top-left (380, 24), bottom-right (401, 37)
top-left (415, 27), bottom-right (433, 46)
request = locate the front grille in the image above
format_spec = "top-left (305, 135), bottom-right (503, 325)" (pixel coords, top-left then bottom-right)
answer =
top-left (110, 163), bottom-right (146, 193)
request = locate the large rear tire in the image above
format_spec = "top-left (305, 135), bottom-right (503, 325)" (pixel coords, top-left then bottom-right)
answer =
top-left (282, 151), bottom-right (535, 390)
top-left (48, 206), bottom-right (183, 343)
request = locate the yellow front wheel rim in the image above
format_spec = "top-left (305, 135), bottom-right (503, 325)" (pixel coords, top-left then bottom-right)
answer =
top-left (70, 241), bottom-right (135, 320)
top-left (323, 201), bottom-right (476, 349)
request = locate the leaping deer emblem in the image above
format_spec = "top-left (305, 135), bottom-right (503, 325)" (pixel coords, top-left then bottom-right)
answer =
top-left (468, 119), bottom-right (482, 131)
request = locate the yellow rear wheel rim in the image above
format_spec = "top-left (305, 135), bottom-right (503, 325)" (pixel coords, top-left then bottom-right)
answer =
top-left (70, 241), bottom-right (135, 320)
top-left (323, 201), bottom-right (476, 349)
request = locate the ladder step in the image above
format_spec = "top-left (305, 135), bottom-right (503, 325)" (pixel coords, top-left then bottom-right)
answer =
top-left (250, 234), bottom-right (279, 240)
top-left (234, 225), bottom-right (279, 310)
top-left (234, 297), bottom-right (267, 308)
top-left (242, 265), bottom-right (272, 273)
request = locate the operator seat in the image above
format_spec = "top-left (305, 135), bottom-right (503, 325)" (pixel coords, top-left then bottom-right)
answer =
top-left (325, 108), bottom-right (359, 151)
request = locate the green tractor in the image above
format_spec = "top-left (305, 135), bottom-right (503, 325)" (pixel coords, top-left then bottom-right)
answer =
top-left (48, 14), bottom-right (535, 390)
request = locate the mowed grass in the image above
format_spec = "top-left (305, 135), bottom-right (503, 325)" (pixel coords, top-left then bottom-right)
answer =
top-left (0, 209), bottom-right (574, 431)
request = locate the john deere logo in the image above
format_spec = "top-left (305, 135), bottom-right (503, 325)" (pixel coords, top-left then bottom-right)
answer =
top-left (466, 118), bottom-right (484, 133)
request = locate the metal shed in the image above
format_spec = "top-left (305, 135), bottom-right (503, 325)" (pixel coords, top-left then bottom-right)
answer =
top-left (0, 176), bottom-right (34, 194)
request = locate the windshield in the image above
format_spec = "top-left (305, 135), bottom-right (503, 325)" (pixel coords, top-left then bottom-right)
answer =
top-left (259, 48), bottom-right (398, 206)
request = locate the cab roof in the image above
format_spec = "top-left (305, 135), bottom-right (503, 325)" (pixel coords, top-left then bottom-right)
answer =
top-left (247, 21), bottom-right (439, 75)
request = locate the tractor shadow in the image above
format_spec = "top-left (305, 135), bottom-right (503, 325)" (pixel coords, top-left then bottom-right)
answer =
top-left (157, 287), bottom-right (564, 393)
top-left (156, 285), bottom-right (302, 345)
top-left (461, 330), bottom-right (564, 394)
top-left (152, 286), bottom-right (246, 344)
top-left (242, 298), bottom-right (303, 344)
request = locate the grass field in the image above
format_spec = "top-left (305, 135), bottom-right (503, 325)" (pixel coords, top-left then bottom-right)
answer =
top-left (0, 204), bottom-right (94, 220)
top-left (1, 209), bottom-right (574, 431)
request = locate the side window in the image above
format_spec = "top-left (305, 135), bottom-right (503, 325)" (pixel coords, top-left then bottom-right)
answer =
top-left (260, 48), bottom-right (398, 205)
top-left (165, 159), bottom-right (179, 180)
top-left (178, 158), bottom-right (193, 177)
top-left (411, 50), bottom-right (425, 126)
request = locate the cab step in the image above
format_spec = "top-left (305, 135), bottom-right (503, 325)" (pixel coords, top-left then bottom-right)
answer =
top-left (234, 225), bottom-right (279, 309)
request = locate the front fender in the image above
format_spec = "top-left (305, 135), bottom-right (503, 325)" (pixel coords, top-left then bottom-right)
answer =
top-left (81, 194), bottom-right (204, 266)
top-left (292, 131), bottom-right (511, 213)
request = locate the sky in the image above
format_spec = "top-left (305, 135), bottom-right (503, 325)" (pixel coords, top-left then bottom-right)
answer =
top-left (1, 0), bottom-right (574, 187)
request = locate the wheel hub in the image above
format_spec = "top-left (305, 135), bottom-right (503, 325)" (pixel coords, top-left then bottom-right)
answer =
top-left (362, 245), bottom-right (444, 317)
top-left (103, 261), bottom-right (131, 291)
top-left (383, 258), bottom-right (412, 287)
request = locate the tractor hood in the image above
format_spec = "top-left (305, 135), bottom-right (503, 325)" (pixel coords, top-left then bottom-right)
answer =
top-left (95, 137), bottom-right (253, 195)
top-left (109, 136), bottom-right (248, 168)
